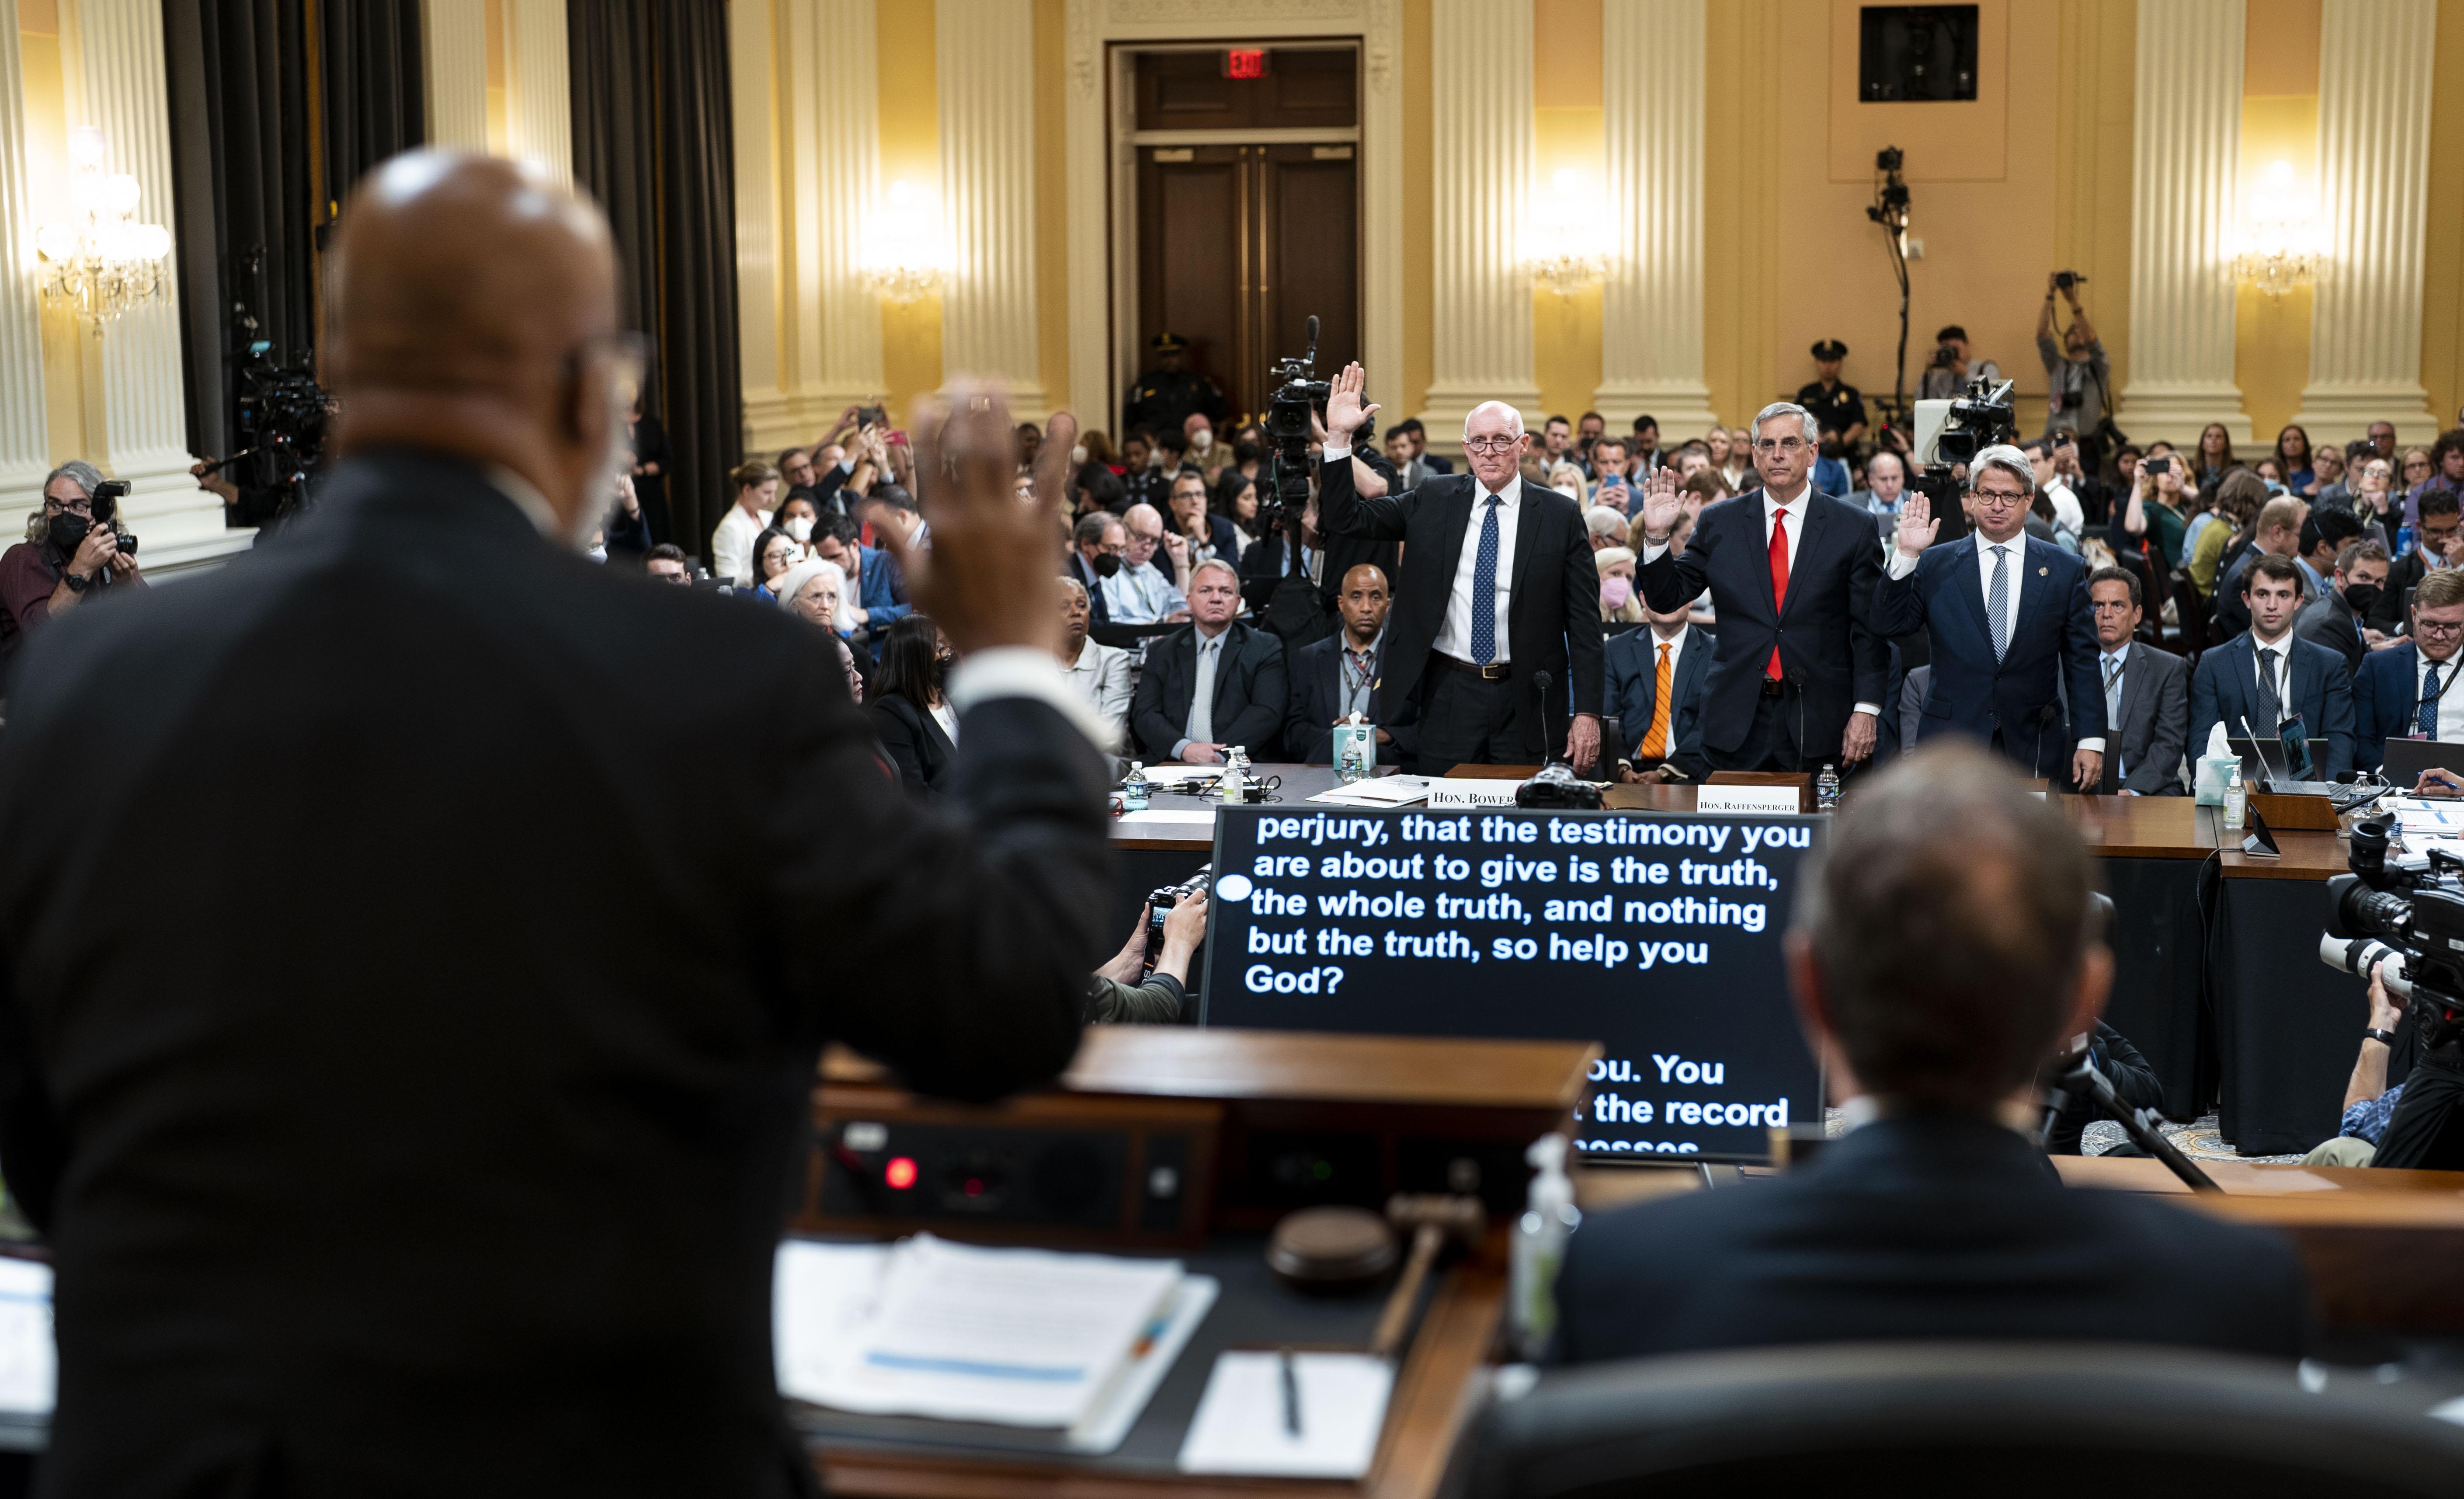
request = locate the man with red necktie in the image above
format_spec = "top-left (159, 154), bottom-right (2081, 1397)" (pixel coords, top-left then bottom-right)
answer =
top-left (1633, 402), bottom-right (1889, 772)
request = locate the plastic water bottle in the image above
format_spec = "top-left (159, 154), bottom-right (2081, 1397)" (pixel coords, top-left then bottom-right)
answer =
top-left (1816, 762), bottom-right (1841, 811)
top-left (2399, 525), bottom-right (2416, 561)
top-left (1122, 762), bottom-right (1150, 813)
top-left (2223, 764), bottom-right (2247, 830)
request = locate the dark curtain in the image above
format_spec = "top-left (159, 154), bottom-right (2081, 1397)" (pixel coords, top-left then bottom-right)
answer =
top-left (163, 0), bottom-right (314, 461)
top-left (320, 0), bottom-right (426, 211)
top-left (569, 0), bottom-right (743, 556)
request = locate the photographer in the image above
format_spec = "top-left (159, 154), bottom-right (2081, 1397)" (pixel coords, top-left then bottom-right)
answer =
top-left (2038, 273), bottom-right (2110, 449)
top-left (1916, 323), bottom-right (2000, 401)
top-left (1089, 887), bottom-right (1209, 1024)
top-left (2300, 972), bottom-right (2406, 1168)
top-left (1, 463), bottom-right (145, 678)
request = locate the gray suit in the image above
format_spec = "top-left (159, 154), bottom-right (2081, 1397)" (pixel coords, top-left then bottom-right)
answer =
top-left (2099, 640), bottom-right (2192, 794)
top-left (2295, 591), bottom-right (2367, 676)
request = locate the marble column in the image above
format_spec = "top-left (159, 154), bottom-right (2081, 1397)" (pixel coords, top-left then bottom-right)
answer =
top-left (420, 0), bottom-right (489, 151)
top-left (1594, 0), bottom-right (1718, 437)
top-left (2114, 0), bottom-right (2250, 446)
top-left (75, 0), bottom-right (239, 567)
top-left (0, 0), bottom-right (51, 511)
top-left (1420, 0), bottom-right (1541, 452)
top-left (2292, 0), bottom-right (2440, 445)
top-left (937, 0), bottom-right (1046, 419)
top-left (501, 0), bottom-right (570, 185)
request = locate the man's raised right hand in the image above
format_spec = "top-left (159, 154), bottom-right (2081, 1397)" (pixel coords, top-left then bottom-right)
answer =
top-left (1636, 466), bottom-right (1683, 541)
top-left (1324, 362), bottom-right (1378, 442)
top-left (1895, 491), bottom-right (1941, 559)
top-left (893, 385), bottom-right (1077, 658)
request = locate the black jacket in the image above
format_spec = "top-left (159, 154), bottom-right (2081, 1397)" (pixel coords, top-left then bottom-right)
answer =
top-left (1129, 620), bottom-right (1288, 762)
top-left (1285, 630), bottom-right (1419, 766)
top-left (870, 693), bottom-right (958, 798)
top-left (1637, 488), bottom-right (1890, 762)
top-left (0, 450), bottom-right (1112, 1498)
top-left (1317, 456), bottom-right (1602, 758)
top-left (1556, 1114), bottom-right (2307, 1364)
top-left (2043, 1021), bottom-right (2165, 1155)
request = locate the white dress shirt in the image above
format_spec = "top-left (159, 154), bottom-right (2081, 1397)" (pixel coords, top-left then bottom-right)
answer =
top-left (1102, 559), bottom-right (1187, 624)
top-left (1644, 483), bottom-right (1881, 719)
top-left (711, 504), bottom-right (772, 586)
top-left (2415, 650), bottom-right (2464, 743)
top-left (2044, 480), bottom-right (2083, 536)
top-left (1431, 478), bottom-right (1520, 663)
top-left (1059, 638), bottom-right (1135, 749)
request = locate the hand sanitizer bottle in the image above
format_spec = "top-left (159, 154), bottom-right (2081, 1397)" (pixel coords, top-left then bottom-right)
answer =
top-left (1510, 1133), bottom-right (1582, 1361)
top-left (2223, 764), bottom-right (2246, 830)
top-left (1122, 762), bottom-right (1150, 813)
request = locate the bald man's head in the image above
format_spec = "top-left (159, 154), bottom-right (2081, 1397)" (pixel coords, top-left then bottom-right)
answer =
top-left (1337, 562), bottom-right (1391, 645)
top-left (325, 151), bottom-right (627, 539)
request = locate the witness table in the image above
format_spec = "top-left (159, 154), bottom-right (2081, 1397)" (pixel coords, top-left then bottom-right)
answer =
top-left (2213, 828), bottom-right (2382, 1156)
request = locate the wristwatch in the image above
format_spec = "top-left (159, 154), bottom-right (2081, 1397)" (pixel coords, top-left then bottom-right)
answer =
top-left (61, 570), bottom-right (92, 594)
top-left (2364, 1027), bottom-right (2398, 1047)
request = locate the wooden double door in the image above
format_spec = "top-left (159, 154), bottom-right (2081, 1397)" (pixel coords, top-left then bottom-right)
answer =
top-left (1135, 142), bottom-right (1359, 425)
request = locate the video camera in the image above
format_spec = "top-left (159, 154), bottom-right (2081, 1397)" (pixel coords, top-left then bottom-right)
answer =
top-left (1903, 375), bottom-right (2019, 543)
top-left (1260, 315), bottom-right (1334, 536)
top-left (2318, 817), bottom-right (2464, 1060)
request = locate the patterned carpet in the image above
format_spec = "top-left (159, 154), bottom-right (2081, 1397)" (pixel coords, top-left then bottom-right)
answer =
top-left (1821, 1108), bottom-right (2307, 1165)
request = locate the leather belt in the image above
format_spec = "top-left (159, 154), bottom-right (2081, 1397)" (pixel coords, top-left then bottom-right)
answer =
top-left (1434, 654), bottom-right (1509, 682)
top-left (1760, 678), bottom-right (1788, 698)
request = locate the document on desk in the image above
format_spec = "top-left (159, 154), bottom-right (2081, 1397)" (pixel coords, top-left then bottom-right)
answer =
top-left (0, 1257), bottom-right (54, 1418)
top-left (1178, 1350), bottom-right (1394, 1478)
top-left (1308, 776), bottom-right (1432, 808)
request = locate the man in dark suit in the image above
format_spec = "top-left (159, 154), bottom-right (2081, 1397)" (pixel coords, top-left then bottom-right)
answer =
top-left (2295, 538), bottom-right (2389, 677)
top-left (0, 154), bottom-right (1114, 1499)
top-left (2086, 567), bottom-right (2192, 794)
top-left (1553, 745), bottom-right (2307, 1363)
top-left (2353, 567), bottom-right (2464, 772)
top-left (2191, 554), bottom-right (2356, 779)
top-left (1317, 365), bottom-right (1603, 776)
top-left (1129, 558), bottom-right (1288, 763)
top-left (2367, 488), bottom-right (2458, 636)
top-left (1068, 510), bottom-right (1126, 626)
top-left (1603, 587), bottom-right (1712, 782)
top-left (1632, 403), bottom-right (1890, 772)
top-left (1286, 563), bottom-right (1417, 766)
top-left (1872, 445), bottom-right (2104, 789)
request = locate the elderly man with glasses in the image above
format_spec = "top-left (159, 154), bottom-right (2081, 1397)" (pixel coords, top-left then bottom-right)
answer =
top-left (1632, 403), bottom-right (1889, 774)
top-left (0, 460), bottom-right (146, 677)
top-left (1872, 444), bottom-right (2105, 789)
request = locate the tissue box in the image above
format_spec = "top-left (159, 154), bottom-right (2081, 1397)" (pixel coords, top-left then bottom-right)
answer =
top-left (1332, 722), bottom-right (1376, 774)
top-left (2193, 754), bottom-right (2240, 806)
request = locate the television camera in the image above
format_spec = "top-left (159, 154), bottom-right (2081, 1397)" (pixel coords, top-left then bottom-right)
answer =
top-left (1901, 374), bottom-right (2019, 545)
top-left (2316, 815), bottom-right (2464, 1168)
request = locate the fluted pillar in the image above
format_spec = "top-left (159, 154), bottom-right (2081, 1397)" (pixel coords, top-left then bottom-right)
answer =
top-left (1421, 0), bottom-right (1541, 452)
top-left (76, 0), bottom-right (235, 565)
top-left (0, 0), bottom-right (50, 512)
top-left (1594, 0), bottom-right (1717, 436)
top-left (420, 0), bottom-right (488, 151)
top-left (937, 0), bottom-right (1045, 418)
top-left (2113, 0), bottom-right (2250, 446)
top-left (501, 0), bottom-right (570, 184)
top-left (2292, 0), bottom-right (2440, 445)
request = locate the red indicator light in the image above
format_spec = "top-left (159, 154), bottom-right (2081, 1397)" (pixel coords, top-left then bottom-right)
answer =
top-left (1227, 49), bottom-right (1267, 80)
top-left (884, 1156), bottom-right (918, 1190)
top-left (963, 1178), bottom-right (986, 1198)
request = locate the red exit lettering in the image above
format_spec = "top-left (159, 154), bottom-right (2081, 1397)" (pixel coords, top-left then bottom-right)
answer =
top-left (1227, 49), bottom-right (1267, 80)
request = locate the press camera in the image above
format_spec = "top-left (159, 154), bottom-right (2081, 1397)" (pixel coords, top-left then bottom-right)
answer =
top-left (1260, 315), bottom-right (1334, 532)
top-left (2317, 817), bottom-right (2464, 1166)
top-left (1145, 863), bottom-right (1212, 970)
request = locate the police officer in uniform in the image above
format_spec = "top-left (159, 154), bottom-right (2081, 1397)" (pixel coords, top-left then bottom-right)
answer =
top-left (1123, 333), bottom-right (1229, 438)
top-left (1795, 339), bottom-right (1867, 452)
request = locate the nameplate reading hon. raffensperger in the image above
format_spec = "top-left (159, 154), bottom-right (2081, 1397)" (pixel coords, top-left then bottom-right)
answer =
top-left (1199, 807), bottom-right (1825, 1162)
top-left (1692, 783), bottom-right (1805, 816)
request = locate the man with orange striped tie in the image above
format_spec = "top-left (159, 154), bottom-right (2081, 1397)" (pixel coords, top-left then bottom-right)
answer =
top-left (1605, 585), bottom-right (1712, 782)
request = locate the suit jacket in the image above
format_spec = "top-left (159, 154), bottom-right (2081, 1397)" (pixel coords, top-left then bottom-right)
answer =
top-left (0, 451), bottom-right (1112, 1498)
top-left (2189, 630), bottom-right (2356, 779)
top-left (1872, 534), bottom-right (2103, 777)
top-left (2101, 640), bottom-right (2192, 794)
top-left (1601, 624), bottom-right (1712, 779)
top-left (1554, 1115), bottom-right (2308, 1364)
top-left (1284, 631), bottom-right (1420, 766)
top-left (1637, 489), bottom-right (1890, 761)
top-left (1129, 619), bottom-right (1288, 761)
top-left (2371, 548), bottom-right (2436, 636)
top-left (870, 693), bottom-right (958, 798)
top-left (1069, 550), bottom-right (1113, 626)
top-left (1317, 456), bottom-right (1602, 758)
top-left (2353, 640), bottom-right (2456, 772)
top-left (2294, 590), bottom-right (2367, 675)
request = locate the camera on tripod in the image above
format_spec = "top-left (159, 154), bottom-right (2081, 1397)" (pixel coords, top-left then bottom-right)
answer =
top-left (1260, 315), bottom-right (1336, 535)
top-left (2318, 817), bottom-right (2464, 1047)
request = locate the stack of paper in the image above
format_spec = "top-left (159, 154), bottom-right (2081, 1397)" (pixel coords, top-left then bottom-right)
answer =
top-left (1178, 1350), bottom-right (1394, 1478)
top-left (1308, 776), bottom-right (1432, 808)
top-left (0, 1257), bottom-right (52, 1419)
top-left (774, 1235), bottom-right (1216, 1452)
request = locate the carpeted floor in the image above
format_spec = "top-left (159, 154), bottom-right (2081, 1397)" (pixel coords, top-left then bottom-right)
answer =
top-left (1821, 1108), bottom-right (2308, 1165)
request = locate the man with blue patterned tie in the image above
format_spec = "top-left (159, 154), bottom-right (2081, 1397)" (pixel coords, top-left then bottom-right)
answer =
top-left (1319, 364), bottom-right (1602, 776)
top-left (2354, 567), bottom-right (2464, 771)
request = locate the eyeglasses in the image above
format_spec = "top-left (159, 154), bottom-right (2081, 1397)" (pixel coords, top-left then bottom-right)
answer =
top-left (1971, 488), bottom-right (2030, 510)
top-left (1750, 438), bottom-right (1810, 454)
top-left (1463, 437), bottom-right (1522, 454)
top-left (2417, 618), bottom-right (2464, 638)
top-left (43, 496), bottom-right (91, 516)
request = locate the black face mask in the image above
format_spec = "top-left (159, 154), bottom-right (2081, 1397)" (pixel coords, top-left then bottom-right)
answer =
top-left (1232, 440), bottom-right (1262, 464)
top-left (1090, 552), bottom-right (1122, 578)
top-left (46, 512), bottom-right (90, 554)
top-left (933, 652), bottom-right (956, 688)
top-left (2342, 582), bottom-right (2383, 616)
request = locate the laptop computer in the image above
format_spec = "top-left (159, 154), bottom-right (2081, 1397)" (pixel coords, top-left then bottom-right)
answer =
top-left (2223, 736), bottom-right (2336, 795)
top-left (2379, 737), bottom-right (2464, 786)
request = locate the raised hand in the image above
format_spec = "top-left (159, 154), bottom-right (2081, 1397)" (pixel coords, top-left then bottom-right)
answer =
top-left (1636, 465), bottom-right (1683, 541)
top-left (1895, 490), bottom-right (1940, 558)
top-left (1323, 362), bottom-right (1379, 441)
top-left (898, 383), bottom-right (1070, 657)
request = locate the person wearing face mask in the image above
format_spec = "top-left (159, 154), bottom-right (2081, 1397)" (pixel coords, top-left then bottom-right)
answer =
top-left (776, 494), bottom-right (822, 553)
top-left (868, 613), bottom-right (962, 798)
top-left (1596, 546), bottom-right (1644, 625)
top-left (0, 461), bottom-right (146, 681)
top-left (2297, 539), bottom-right (2391, 676)
top-left (1214, 422), bottom-right (1268, 511)
top-left (1069, 512), bottom-right (1126, 626)
top-left (1186, 413), bottom-right (1229, 484)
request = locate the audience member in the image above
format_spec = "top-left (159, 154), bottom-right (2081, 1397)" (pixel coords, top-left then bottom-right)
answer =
top-left (1573, 412), bottom-right (1604, 462)
top-left (1548, 463), bottom-right (1589, 501)
top-left (2295, 539), bottom-right (2389, 676)
top-left (1105, 503), bottom-right (1190, 624)
top-left (1056, 577), bottom-right (1132, 750)
top-left (1605, 582), bottom-right (1710, 784)
top-left (1628, 414), bottom-right (1664, 476)
top-left (1129, 559), bottom-right (1286, 764)
top-left (1088, 889), bottom-right (1209, 1025)
top-left (1539, 414), bottom-right (1576, 468)
top-left (2020, 439), bottom-right (2082, 539)
top-left (867, 614), bottom-right (960, 798)
top-left (1849, 449), bottom-right (1906, 535)
top-left (1634, 403), bottom-right (1887, 773)
top-left (642, 543), bottom-right (691, 584)
top-left (1588, 436), bottom-right (1632, 509)
top-left (2191, 423), bottom-right (2236, 490)
top-left (2297, 508), bottom-right (2365, 600)
top-left (1553, 745), bottom-right (2306, 1363)
top-left (1876, 446), bottom-right (2102, 789)
top-left (1584, 506), bottom-right (1627, 552)
top-left (1167, 470), bottom-right (1239, 568)
top-left (2273, 425), bottom-right (2316, 493)
top-left (1219, 473), bottom-right (1263, 554)
top-left (0, 461), bottom-right (146, 679)
top-left (2037, 274), bottom-right (2109, 447)
top-left (2371, 488), bottom-right (2459, 637)
top-left (2086, 567), bottom-right (2189, 794)
top-left (1068, 511), bottom-right (1126, 626)
top-left (2049, 433), bottom-right (2108, 525)
top-left (602, 473), bottom-right (653, 557)
top-left (813, 516), bottom-right (911, 638)
top-left (1595, 546), bottom-right (1644, 625)
top-left (2214, 496), bottom-right (2311, 640)
top-left (1285, 564), bottom-right (1414, 767)
top-left (2185, 475), bottom-right (2260, 601)
top-left (2302, 973), bottom-right (2405, 1168)
top-left (2365, 421), bottom-right (2399, 463)
top-left (2191, 555), bottom-right (2354, 778)
top-left (1794, 340), bottom-right (1866, 452)
top-left (1077, 464), bottom-right (1129, 519)
top-left (624, 394), bottom-right (671, 542)
top-left (2310, 442), bottom-right (2351, 509)
top-left (2115, 452), bottom-right (2189, 573)
top-left (747, 526), bottom-right (802, 604)
top-left (1916, 323), bottom-right (1998, 400)
top-left (711, 459), bottom-right (779, 585)
top-left (2401, 429), bottom-right (2464, 527)
top-left (1215, 422), bottom-right (1267, 508)
top-left (2355, 569), bottom-right (2464, 771)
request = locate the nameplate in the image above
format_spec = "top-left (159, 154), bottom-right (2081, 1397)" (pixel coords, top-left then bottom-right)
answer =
top-left (1694, 784), bottom-right (1807, 816)
top-left (1426, 779), bottom-right (1525, 808)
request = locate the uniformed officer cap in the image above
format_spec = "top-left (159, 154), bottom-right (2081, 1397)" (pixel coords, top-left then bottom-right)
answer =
top-left (1151, 332), bottom-right (1189, 353)
top-left (1811, 339), bottom-right (1848, 362)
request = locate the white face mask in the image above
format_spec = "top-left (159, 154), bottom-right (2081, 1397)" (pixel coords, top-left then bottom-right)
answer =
top-left (585, 543), bottom-right (608, 563)
top-left (785, 515), bottom-right (815, 542)
top-left (1069, 444), bottom-right (1088, 466)
top-left (1189, 429), bottom-right (1213, 452)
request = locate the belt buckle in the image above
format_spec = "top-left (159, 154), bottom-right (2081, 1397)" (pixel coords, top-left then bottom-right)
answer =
top-left (1480, 661), bottom-right (1507, 681)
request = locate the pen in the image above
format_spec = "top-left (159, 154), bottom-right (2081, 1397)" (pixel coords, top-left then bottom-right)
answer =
top-left (1280, 1345), bottom-right (1303, 1438)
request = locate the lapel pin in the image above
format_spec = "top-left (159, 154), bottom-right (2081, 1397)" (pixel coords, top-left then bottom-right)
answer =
top-left (2038, 566), bottom-right (2048, 576)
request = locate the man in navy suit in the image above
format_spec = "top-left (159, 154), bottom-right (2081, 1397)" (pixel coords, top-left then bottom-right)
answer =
top-left (2353, 567), bottom-right (2464, 772)
top-left (1632, 403), bottom-right (1890, 772)
top-left (1604, 586), bottom-right (1712, 781)
top-left (1285, 563), bottom-right (1418, 766)
top-left (2190, 554), bottom-right (2356, 779)
top-left (1872, 444), bottom-right (2105, 789)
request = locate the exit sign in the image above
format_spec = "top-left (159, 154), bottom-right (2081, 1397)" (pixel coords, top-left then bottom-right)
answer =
top-left (1226, 48), bottom-right (1268, 79)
